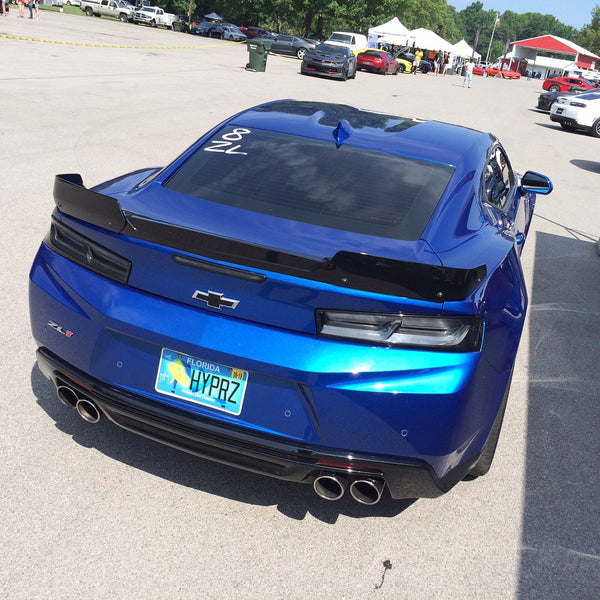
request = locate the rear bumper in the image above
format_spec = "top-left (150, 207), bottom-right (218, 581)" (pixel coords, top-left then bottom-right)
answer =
top-left (36, 347), bottom-right (475, 499)
top-left (550, 112), bottom-right (590, 131)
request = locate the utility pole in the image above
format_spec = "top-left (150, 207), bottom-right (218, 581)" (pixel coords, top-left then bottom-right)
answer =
top-left (485, 12), bottom-right (500, 64)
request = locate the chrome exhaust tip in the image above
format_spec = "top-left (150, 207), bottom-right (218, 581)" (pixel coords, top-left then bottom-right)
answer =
top-left (75, 397), bottom-right (102, 424)
top-left (313, 473), bottom-right (347, 501)
top-left (349, 477), bottom-right (385, 505)
top-left (56, 384), bottom-right (79, 408)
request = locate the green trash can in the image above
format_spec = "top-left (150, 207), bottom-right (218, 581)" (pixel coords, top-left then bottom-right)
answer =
top-left (246, 38), bottom-right (273, 72)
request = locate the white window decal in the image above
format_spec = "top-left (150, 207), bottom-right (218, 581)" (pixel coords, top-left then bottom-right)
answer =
top-left (204, 128), bottom-right (251, 155)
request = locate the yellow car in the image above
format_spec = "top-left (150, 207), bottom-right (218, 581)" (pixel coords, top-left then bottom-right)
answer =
top-left (395, 57), bottom-right (412, 73)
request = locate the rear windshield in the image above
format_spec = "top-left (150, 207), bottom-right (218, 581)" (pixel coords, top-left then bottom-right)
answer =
top-left (164, 126), bottom-right (454, 241)
top-left (576, 92), bottom-right (600, 100)
top-left (315, 44), bottom-right (350, 56)
top-left (329, 33), bottom-right (352, 43)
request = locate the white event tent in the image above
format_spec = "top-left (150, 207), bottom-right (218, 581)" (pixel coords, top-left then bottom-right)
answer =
top-left (406, 27), bottom-right (453, 52)
top-left (451, 39), bottom-right (480, 60)
top-left (367, 17), bottom-right (410, 48)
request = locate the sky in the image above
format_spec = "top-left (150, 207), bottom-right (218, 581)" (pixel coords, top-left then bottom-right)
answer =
top-left (449, 1), bottom-right (598, 30)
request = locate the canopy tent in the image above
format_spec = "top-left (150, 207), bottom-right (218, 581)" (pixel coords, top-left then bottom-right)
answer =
top-left (406, 27), bottom-right (453, 53)
top-left (204, 12), bottom-right (223, 22)
top-left (367, 17), bottom-right (410, 48)
top-left (451, 39), bottom-right (480, 60)
top-left (512, 35), bottom-right (598, 70)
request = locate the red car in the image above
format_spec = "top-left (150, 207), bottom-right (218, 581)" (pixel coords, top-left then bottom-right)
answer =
top-left (238, 26), bottom-right (276, 40)
top-left (473, 64), bottom-right (521, 79)
top-left (356, 50), bottom-right (399, 75)
top-left (542, 76), bottom-right (597, 92)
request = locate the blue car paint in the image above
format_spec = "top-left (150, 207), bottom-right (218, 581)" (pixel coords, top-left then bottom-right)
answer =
top-left (29, 100), bottom-right (552, 500)
top-left (30, 247), bottom-right (495, 474)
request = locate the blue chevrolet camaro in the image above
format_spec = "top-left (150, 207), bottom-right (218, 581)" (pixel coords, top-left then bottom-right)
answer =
top-left (29, 100), bottom-right (552, 505)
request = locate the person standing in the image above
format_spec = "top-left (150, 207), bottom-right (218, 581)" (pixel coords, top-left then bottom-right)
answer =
top-left (17, 0), bottom-right (26, 17)
top-left (27, 0), bottom-right (33, 18)
top-left (1, 0), bottom-right (7, 16)
top-left (433, 51), bottom-right (442, 76)
top-left (413, 48), bottom-right (423, 74)
top-left (33, 0), bottom-right (39, 18)
top-left (463, 60), bottom-right (474, 88)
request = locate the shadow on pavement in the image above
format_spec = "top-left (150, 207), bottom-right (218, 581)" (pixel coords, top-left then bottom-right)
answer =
top-left (519, 230), bottom-right (600, 597)
top-left (570, 159), bottom-right (600, 174)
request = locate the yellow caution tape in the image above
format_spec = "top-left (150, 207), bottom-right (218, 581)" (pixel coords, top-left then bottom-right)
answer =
top-left (0, 33), bottom-right (244, 49)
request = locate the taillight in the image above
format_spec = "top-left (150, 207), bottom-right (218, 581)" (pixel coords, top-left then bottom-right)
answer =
top-left (45, 218), bottom-right (131, 284)
top-left (316, 310), bottom-right (483, 352)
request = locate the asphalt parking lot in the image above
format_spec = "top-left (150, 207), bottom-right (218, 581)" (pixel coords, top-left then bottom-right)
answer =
top-left (2, 11), bottom-right (599, 600)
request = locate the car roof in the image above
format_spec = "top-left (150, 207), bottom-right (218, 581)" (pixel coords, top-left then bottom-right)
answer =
top-left (225, 100), bottom-right (492, 168)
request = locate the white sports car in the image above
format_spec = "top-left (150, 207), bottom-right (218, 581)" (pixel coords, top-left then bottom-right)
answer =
top-left (550, 91), bottom-right (600, 136)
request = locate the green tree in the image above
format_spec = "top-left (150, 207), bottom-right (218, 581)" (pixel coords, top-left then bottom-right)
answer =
top-left (162, 0), bottom-right (589, 50)
top-left (577, 4), bottom-right (600, 55)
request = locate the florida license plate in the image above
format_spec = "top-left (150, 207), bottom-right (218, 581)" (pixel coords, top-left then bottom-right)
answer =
top-left (155, 348), bottom-right (248, 415)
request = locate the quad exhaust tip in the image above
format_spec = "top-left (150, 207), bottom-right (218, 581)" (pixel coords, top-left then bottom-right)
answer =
top-left (313, 473), bottom-right (385, 505)
top-left (56, 384), bottom-right (79, 408)
top-left (55, 381), bottom-right (102, 424)
top-left (349, 477), bottom-right (384, 505)
top-left (313, 473), bottom-right (347, 501)
top-left (75, 397), bottom-right (102, 424)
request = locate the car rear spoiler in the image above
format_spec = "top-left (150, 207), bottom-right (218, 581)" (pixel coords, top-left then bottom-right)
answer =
top-left (54, 173), bottom-right (127, 233)
top-left (53, 174), bottom-right (486, 303)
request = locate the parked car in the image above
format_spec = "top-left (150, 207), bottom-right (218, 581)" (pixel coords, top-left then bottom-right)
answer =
top-left (80, 0), bottom-right (134, 22)
top-left (240, 26), bottom-right (276, 40)
top-left (542, 76), bottom-right (597, 92)
top-left (301, 43), bottom-right (358, 80)
top-left (191, 21), bottom-right (224, 38)
top-left (498, 68), bottom-right (521, 79)
top-left (356, 49), bottom-right (399, 75)
top-left (550, 90), bottom-right (600, 136)
top-left (536, 86), bottom-right (588, 111)
top-left (473, 64), bottom-right (521, 79)
top-left (394, 56), bottom-right (412, 73)
top-left (221, 23), bottom-right (247, 41)
top-left (396, 51), bottom-right (432, 73)
top-left (270, 35), bottom-right (316, 60)
top-left (29, 100), bottom-right (552, 504)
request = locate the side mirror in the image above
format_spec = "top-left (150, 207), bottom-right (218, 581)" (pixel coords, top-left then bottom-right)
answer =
top-left (519, 171), bottom-right (553, 195)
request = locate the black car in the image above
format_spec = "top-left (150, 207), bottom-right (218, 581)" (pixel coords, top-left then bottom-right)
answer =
top-left (396, 51), bottom-right (433, 73)
top-left (270, 35), bottom-right (317, 60)
top-left (192, 21), bottom-right (224, 38)
top-left (536, 86), bottom-right (588, 111)
top-left (301, 43), bottom-right (358, 81)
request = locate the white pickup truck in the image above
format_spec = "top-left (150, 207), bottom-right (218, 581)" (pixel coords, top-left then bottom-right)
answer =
top-left (80, 0), bottom-right (135, 22)
top-left (132, 5), bottom-right (177, 28)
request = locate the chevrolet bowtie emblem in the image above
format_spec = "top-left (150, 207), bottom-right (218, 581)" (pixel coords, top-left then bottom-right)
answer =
top-left (192, 290), bottom-right (240, 310)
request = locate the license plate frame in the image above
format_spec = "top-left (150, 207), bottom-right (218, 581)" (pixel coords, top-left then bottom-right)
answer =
top-left (155, 348), bottom-right (248, 416)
